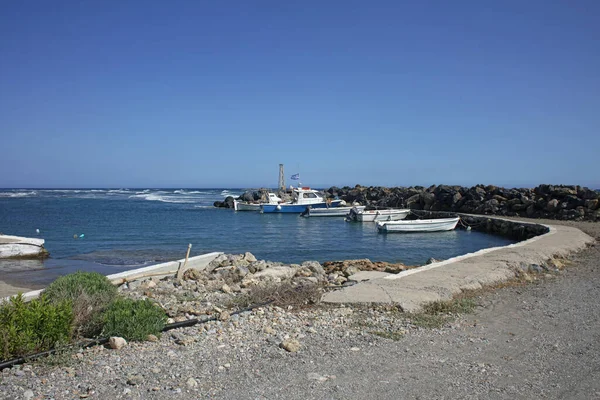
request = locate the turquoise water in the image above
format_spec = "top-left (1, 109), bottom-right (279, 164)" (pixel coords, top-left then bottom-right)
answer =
top-left (0, 189), bottom-right (515, 287)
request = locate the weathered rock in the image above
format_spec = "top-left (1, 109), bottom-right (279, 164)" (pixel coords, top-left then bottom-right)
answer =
top-left (280, 339), bottom-right (301, 352)
top-left (546, 199), bottom-right (559, 212)
top-left (183, 268), bottom-right (203, 281)
top-left (108, 337), bottom-right (127, 350)
top-left (244, 252), bottom-right (257, 262)
top-left (186, 377), bottom-right (198, 388)
top-left (253, 266), bottom-right (296, 281)
top-left (302, 261), bottom-right (325, 276)
top-left (127, 374), bottom-right (144, 385)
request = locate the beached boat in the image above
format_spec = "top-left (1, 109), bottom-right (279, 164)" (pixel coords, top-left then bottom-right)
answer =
top-left (301, 205), bottom-right (365, 217)
top-left (261, 187), bottom-right (344, 213)
top-left (346, 208), bottom-right (411, 222)
top-left (234, 192), bottom-right (283, 211)
top-left (0, 235), bottom-right (47, 258)
top-left (376, 217), bottom-right (460, 233)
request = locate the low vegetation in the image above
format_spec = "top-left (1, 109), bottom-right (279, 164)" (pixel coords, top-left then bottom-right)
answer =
top-left (44, 271), bottom-right (118, 337)
top-left (0, 295), bottom-right (73, 360)
top-left (101, 298), bottom-right (167, 341)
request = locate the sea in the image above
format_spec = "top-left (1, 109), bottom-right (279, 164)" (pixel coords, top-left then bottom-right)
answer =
top-left (0, 188), bottom-right (515, 288)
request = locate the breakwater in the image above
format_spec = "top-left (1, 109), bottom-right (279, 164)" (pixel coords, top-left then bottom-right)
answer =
top-left (219, 184), bottom-right (600, 221)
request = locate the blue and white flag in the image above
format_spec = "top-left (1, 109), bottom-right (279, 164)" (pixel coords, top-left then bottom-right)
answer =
top-left (291, 173), bottom-right (300, 180)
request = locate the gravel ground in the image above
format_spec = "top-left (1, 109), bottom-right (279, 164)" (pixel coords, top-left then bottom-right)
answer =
top-left (1, 220), bottom-right (599, 400)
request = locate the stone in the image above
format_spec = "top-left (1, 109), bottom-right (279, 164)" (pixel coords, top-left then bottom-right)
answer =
top-left (221, 284), bottom-right (233, 294)
top-left (108, 337), bottom-right (127, 350)
top-left (264, 326), bottom-right (275, 335)
top-left (546, 199), bottom-right (559, 212)
top-left (183, 268), bottom-right (203, 281)
top-left (425, 257), bottom-right (439, 264)
top-left (127, 374), bottom-right (144, 385)
top-left (23, 390), bottom-right (34, 400)
top-left (244, 252), bottom-right (257, 262)
top-left (302, 261), bottom-right (325, 275)
top-left (186, 377), bottom-right (198, 388)
top-left (145, 333), bottom-right (159, 342)
top-left (253, 266), bottom-right (296, 281)
top-left (280, 339), bottom-right (301, 352)
top-left (219, 311), bottom-right (230, 321)
top-left (586, 199), bottom-right (599, 210)
top-left (140, 280), bottom-right (157, 289)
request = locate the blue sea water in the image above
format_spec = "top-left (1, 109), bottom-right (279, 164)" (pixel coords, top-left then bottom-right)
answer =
top-left (0, 189), bottom-right (515, 288)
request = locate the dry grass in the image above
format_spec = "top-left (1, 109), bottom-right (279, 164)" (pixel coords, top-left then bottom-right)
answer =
top-left (231, 282), bottom-right (323, 309)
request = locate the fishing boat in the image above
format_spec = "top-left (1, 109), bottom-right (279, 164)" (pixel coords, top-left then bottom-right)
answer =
top-left (376, 217), bottom-right (460, 233)
top-left (261, 187), bottom-right (344, 213)
top-left (346, 207), bottom-right (411, 222)
top-left (300, 205), bottom-right (365, 217)
top-left (234, 192), bottom-right (283, 211)
top-left (0, 234), bottom-right (47, 258)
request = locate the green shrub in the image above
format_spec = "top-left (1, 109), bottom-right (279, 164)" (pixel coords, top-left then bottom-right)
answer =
top-left (0, 294), bottom-right (73, 361)
top-left (44, 271), bottom-right (117, 337)
top-left (101, 298), bottom-right (167, 341)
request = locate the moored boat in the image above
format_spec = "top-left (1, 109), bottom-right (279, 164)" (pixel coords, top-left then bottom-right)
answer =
top-left (301, 205), bottom-right (365, 217)
top-left (234, 192), bottom-right (282, 211)
top-left (376, 217), bottom-right (460, 233)
top-left (347, 208), bottom-right (411, 222)
top-left (0, 235), bottom-right (48, 258)
top-left (261, 187), bottom-right (343, 213)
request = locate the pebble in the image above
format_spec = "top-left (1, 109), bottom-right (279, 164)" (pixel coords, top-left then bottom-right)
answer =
top-left (186, 377), bottom-right (198, 388)
top-left (108, 336), bottom-right (127, 350)
top-left (280, 339), bottom-right (301, 352)
top-left (23, 390), bottom-right (34, 400)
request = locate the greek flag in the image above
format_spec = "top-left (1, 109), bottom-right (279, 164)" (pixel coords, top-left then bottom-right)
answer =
top-left (291, 173), bottom-right (300, 180)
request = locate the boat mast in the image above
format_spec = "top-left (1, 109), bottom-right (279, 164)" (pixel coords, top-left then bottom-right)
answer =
top-left (278, 164), bottom-right (285, 191)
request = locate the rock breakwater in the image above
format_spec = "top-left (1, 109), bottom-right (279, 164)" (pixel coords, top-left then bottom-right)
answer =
top-left (327, 184), bottom-right (599, 221)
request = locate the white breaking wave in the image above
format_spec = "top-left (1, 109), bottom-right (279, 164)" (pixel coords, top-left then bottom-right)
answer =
top-left (0, 191), bottom-right (37, 198)
top-left (129, 193), bottom-right (198, 203)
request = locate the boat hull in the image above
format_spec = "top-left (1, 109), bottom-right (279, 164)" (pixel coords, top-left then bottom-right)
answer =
top-left (234, 201), bottom-right (262, 211)
top-left (356, 209), bottom-right (410, 222)
top-left (261, 200), bottom-right (344, 213)
top-left (0, 235), bottom-right (47, 258)
top-left (377, 217), bottom-right (460, 233)
top-left (301, 206), bottom-right (365, 217)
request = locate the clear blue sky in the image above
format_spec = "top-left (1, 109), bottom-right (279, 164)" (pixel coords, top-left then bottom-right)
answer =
top-left (1, 1), bottom-right (598, 189)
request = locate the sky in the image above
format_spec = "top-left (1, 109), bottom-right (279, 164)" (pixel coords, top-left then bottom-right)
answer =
top-left (0, 1), bottom-right (599, 189)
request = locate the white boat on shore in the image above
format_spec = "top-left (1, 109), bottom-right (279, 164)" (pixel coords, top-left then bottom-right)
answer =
top-left (347, 208), bottom-right (411, 222)
top-left (234, 192), bottom-right (283, 211)
top-left (0, 235), bottom-right (47, 258)
top-left (301, 205), bottom-right (365, 217)
top-left (376, 217), bottom-right (460, 233)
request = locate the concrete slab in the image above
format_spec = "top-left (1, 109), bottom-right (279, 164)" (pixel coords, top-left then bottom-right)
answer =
top-left (323, 218), bottom-right (595, 312)
top-left (347, 271), bottom-right (393, 282)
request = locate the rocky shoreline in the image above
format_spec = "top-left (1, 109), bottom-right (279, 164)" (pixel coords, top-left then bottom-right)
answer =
top-left (215, 184), bottom-right (600, 221)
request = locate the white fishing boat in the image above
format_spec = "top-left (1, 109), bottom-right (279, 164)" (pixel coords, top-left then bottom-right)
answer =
top-left (347, 208), bottom-right (411, 222)
top-left (233, 192), bottom-right (283, 211)
top-left (261, 187), bottom-right (344, 213)
top-left (0, 234), bottom-right (47, 258)
top-left (376, 217), bottom-right (460, 233)
top-left (301, 205), bottom-right (365, 217)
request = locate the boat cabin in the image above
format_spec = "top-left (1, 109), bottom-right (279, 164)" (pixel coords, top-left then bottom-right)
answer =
top-left (292, 187), bottom-right (325, 205)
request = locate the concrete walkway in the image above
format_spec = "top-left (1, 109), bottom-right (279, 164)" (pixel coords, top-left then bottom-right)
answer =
top-left (323, 219), bottom-right (595, 312)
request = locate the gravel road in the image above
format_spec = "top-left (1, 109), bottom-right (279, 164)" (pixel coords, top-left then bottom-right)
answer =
top-left (1, 220), bottom-right (598, 400)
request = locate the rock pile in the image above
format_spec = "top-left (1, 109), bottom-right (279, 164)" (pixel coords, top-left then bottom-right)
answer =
top-left (119, 253), bottom-right (412, 319)
top-left (326, 184), bottom-right (600, 221)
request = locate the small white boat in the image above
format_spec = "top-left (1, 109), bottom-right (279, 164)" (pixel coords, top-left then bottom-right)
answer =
top-left (301, 205), bottom-right (365, 217)
top-left (347, 208), bottom-right (411, 222)
top-left (234, 192), bottom-right (282, 211)
top-left (0, 235), bottom-right (47, 258)
top-left (376, 217), bottom-right (460, 233)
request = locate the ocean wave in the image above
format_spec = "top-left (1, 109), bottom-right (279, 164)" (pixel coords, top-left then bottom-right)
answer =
top-left (107, 189), bottom-right (131, 194)
top-left (130, 193), bottom-right (198, 203)
top-left (0, 191), bottom-right (37, 198)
